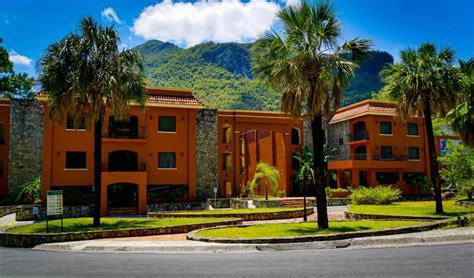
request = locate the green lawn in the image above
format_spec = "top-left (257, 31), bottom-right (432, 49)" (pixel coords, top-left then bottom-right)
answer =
top-left (195, 220), bottom-right (426, 239)
top-left (7, 217), bottom-right (234, 234)
top-left (348, 200), bottom-right (473, 218)
top-left (168, 208), bottom-right (300, 215)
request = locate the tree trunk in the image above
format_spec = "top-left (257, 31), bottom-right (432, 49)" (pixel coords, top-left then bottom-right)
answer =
top-left (423, 104), bottom-right (443, 213)
top-left (311, 113), bottom-right (329, 229)
top-left (93, 118), bottom-right (103, 227)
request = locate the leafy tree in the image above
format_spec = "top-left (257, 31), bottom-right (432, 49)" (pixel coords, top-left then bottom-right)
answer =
top-left (252, 1), bottom-right (371, 228)
top-left (38, 17), bottom-right (147, 226)
top-left (294, 146), bottom-right (315, 180)
top-left (380, 43), bottom-right (466, 213)
top-left (250, 162), bottom-right (280, 200)
top-left (439, 141), bottom-right (474, 199)
top-left (0, 38), bottom-right (35, 99)
top-left (446, 58), bottom-right (474, 147)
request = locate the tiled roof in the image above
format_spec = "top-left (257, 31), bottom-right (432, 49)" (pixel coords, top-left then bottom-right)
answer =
top-left (148, 94), bottom-right (203, 106)
top-left (330, 101), bottom-right (397, 123)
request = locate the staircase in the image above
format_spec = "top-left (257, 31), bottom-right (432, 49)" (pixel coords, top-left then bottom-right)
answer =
top-left (108, 207), bottom-right (138, 216)
top-left (281, 199), bottom-right (308, 208)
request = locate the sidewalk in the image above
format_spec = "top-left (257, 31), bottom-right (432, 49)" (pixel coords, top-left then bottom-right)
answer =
top-left (0, 213), bottom-right (34, 232)
top-left (33, 227), bottom-right (474, 253)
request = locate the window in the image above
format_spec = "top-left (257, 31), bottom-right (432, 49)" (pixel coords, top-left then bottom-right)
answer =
top-left (222, 153), bottom-right (232, 171)
top-left (408, 147), bottom-right (420, 160)
top-left (339, 138), bottom-right (344, 145)
top-left (407, 123), bottom-right (419, 136)
top-left (380, 121), bottom-right (392, 135)
top-left (158, 152), bottom-right (176, 168)
top-left (376, 172), bottom-right (399, 184)
top-left (66, 114), bottom-right (86, 130)
top-left (158, 116), bottom-right (176, 132)
top-left (222, 126), bottom-right (232, 144)
top-left (65, 151), bottom-right (87, 169)
top-left (292, 153), bottom-right (300, 171)
top-left (403, 172), bottom-right (425, 185)
top-left (0, 157), bottom-right (3, 178)
top-left (291, 128), bottom-right (300, 145)
top-left (0, 123), bottom-right (5, 145)
top-left (380, 146), bottom-right (393, 160)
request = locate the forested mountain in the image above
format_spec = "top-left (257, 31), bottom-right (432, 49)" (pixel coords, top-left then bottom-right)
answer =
top-left (135, 40), bottom-right (393, 110)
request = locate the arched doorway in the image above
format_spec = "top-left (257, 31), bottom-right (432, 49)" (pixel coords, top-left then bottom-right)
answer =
top-left (108, 150), bottom-right (138, 171)
top-left (354, 145), bottom-right (367, 160)
top-left (107, 183), bottom-right (138, 208)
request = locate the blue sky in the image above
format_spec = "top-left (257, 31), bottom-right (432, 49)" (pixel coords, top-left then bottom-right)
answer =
top-left (1, 0), bottom-right (473, 76)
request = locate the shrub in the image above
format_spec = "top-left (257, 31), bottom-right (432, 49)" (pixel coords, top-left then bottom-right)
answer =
top-left (14, 176), bottom-right (42, 204)
top-left (458, 179), bottom-right (474, 200)
top-left (277, 190), bottom-right (286, 198)
top-left (351, 186), bottom-right (401, 205)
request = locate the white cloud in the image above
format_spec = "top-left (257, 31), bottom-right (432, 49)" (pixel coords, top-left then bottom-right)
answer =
top-left (284, 0), bottom-right (300, 7)
top-left (101, 7), bottom-right (123, 24)
top-left (132, 0), bottom-right (280, 47)
top-left (8, 50), bottom-right (32, 66)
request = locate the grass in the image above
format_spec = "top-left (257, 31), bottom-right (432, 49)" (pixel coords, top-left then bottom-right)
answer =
top-left (168, 208), bottom-right (301, 215)
top-left (348, 200), bottom-right (473, 218)
top-left (6, 217), bottom-right (234, 234)
top-left (195, 220), bottom-right (427, 239)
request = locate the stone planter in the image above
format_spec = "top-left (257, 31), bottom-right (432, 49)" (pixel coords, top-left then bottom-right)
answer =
top-left (330, 191), bottom-right (351, 198)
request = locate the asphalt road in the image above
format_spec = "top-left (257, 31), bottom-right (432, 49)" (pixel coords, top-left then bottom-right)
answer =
top-left (1, 244), bottom-right (473, 277)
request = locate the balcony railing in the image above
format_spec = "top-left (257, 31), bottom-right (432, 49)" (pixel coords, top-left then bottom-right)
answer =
top-left (349, 130), bottom-right (369, 142)
top-left (103, 126), bottom-right (146, 140)
top-left (102, 162), bottom-right (146, 172)
top-left (329, 154), bottom-right (410, 162)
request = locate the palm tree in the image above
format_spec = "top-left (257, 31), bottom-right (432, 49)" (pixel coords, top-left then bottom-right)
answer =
top-left (294, 146), bottom-right (315, 180)
top-left (252, 1), bottom-right (371, 228)
top-left (380, 43), bottom-right (466, 213)
top-left (447, 59), bottom-right (473, 147)
top-left (38, 17), bottom-right (147, 226)
top-left (250, 162), bottom-right (280, 200)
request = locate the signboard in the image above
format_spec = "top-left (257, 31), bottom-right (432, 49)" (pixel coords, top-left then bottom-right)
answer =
top-left (47, 190), bottom-right (63, 216)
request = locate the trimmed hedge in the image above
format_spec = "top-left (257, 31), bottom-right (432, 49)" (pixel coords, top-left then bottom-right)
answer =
top-left (351, 186), bottom-right (401, 205)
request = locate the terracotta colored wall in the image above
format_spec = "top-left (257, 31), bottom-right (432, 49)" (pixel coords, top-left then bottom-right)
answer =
top-left (41, 99), bottom-right (198, 215)
top-left (0, 100), bottom-right (10, 196)
top-left (217, 110), bottom-right (303, 197)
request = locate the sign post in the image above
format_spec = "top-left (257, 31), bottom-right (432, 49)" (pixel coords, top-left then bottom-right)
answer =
top-left (213, 187), bottom-right (218, 208)
top-left (47, 190), bottom-right (64, 233)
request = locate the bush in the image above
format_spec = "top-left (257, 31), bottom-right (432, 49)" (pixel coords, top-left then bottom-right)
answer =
top-left (351, 186), bottom-right (401, 205)
top-left (14, 176), bottom-right (42, 204)
top-left (277, 190), bottom-right (286, 198)
top-left (458, 179), bottom-right (474, 200)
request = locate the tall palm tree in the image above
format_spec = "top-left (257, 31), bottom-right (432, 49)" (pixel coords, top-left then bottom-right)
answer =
top-left (38, 17), bottom-right (147, 226)
top-left (447, 59), bottom-right (473, 147)
top-left (380, 43), bottom-right (466, 213)
top-left (252, 1), bottom-right (371, 228)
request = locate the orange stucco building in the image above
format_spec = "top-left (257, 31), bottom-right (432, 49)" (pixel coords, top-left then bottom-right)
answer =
top-left (327, 100), bottom-right (454, 195)
top-left (0, 90), bottom-right (459, 214)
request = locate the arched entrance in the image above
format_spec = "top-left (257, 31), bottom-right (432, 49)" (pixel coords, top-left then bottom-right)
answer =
top-left (107, 183), bottom-right (138, 208)
top-left (108, 150), bottom-right (138, 171)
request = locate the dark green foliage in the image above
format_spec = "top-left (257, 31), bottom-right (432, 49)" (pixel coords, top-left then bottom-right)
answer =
top-left (351, 186), bottom-right (401, 205)
top-left (135, 40), bottom-right (392, 110)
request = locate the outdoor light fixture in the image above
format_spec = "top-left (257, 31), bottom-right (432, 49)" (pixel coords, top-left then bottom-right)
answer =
top-left (298, 173), bottom-right (308, 222)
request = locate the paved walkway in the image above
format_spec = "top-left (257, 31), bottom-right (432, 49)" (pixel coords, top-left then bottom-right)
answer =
top-left (0, 213), bottom-right (35, 232)
top-left (34, 227), bottom-right (474, 253)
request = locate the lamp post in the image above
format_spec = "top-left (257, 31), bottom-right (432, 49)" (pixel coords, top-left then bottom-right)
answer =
top-left (299, 174), bottom-right (307, 222)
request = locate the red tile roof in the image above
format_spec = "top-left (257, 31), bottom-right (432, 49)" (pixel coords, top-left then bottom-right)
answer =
top-left (147, 94), bottom-right (203, 106)
top-left (330, 100), bottom-right (397, 123)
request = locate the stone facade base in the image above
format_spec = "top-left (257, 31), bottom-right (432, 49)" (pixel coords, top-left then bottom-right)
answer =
top-left (147, 202), bottom-right (207, 212)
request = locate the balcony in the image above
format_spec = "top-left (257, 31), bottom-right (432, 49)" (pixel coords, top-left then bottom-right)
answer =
top-left (329, 154), bottom-right (409, 161)
top-left (102, 162), bottom-right (146, 172)
top-left (349, 130), bottom-right (369, 142)
top-left (103, 126), bottom-right (146, 140)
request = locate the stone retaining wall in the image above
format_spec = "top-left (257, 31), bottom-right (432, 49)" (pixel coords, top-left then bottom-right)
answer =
top-left (456, 199), bottom-right (474, 208)
top-left (208, 199), bottom-right (230, 209)
top-left (0, 219), bottom-right (241, 248)
top-left (147, 202), bottom-right (207, 212)
top-left (327, 198), bottom-right (351, 206)
top-left (187, 218), bottom-right (454, 244)
top-left (0, 206), bottom-right (16, 218)
top-left (15, 205), bottom-right (94, 221)
top-left (230, 199), bottom-right (249, 209)
top-left (253, 200), bottom-right (282, 208)
top-left (149, 208), bottom-right (314, 221)
top-left (344, 211), bottom-right (446, 221)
